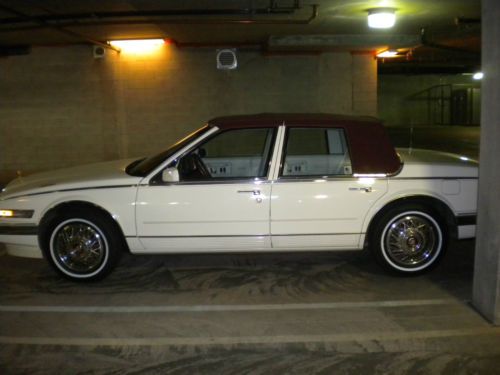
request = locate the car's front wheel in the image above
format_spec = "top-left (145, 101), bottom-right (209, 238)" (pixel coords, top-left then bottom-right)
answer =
top-left (370, 205), bottom-right (447, 274)
top-left (41, 208), bottom-right (123, 281)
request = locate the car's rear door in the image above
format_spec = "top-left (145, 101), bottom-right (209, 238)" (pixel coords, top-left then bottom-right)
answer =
top-left (270, 126), bottom-right (388, 249)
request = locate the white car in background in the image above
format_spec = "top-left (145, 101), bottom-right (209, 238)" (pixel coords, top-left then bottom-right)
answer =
top-left (0, 114), bottom-right (478, 281)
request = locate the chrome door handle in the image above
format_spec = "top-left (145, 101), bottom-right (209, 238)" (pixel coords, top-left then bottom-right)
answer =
top-left (348, 187), bottom-right (372, 193)
top-left (237, 190), bottom-right (261, 195)
top-left (238, 190), bottom-right (263, 203)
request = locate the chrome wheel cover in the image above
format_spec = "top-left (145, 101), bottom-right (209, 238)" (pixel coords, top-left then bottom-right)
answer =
top-left (382, 212), bottom-right (441, 269)
top-left (50, 219), bottom-right (107, 275)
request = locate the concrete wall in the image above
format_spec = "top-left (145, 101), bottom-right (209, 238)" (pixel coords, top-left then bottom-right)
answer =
top-left (472, 0), bottom-right (500, 325)
top-left (378, 74), bottom-right (481, 126)
top-left (0, 44), bottom-right (376, 185)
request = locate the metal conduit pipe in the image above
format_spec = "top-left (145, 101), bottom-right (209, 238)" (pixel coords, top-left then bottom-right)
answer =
top-left (0, 2), bottom-right (318, 32)
top-left (0, 3), bottom-right (120, 52)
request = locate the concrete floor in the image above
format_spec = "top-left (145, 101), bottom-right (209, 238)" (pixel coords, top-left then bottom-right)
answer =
top-left (1, 240), bottom-right (499, 374)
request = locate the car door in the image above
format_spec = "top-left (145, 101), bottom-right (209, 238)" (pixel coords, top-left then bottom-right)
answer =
top-left (270, 127), bottom-right (388, 249)
top-left (135, 126), bottom-right (278, 253)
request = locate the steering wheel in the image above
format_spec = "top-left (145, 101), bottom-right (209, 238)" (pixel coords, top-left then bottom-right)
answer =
top-left (191, 153), bottom-right (211, 178)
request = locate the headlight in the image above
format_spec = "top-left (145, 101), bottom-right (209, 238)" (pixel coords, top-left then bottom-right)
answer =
top-left (0, 209), bottom-right (34, 218)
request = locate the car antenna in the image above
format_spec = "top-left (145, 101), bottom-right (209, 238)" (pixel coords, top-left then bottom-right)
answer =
top-left (409, 126), bottom-right (414, 155)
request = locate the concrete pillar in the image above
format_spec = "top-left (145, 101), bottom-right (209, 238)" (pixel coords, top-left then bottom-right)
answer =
top-left (351, 52), bottom-right (378, 116)
top-left (472, 0), bottom-right (500, 324)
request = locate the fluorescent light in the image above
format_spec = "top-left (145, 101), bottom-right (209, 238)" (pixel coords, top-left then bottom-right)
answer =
top-left (108, 39), bottom-right (165, 53)
top-left (377, 50), bottom-right (398, 58)
top-left (368, 8), bottom-right (396, 29)
top-left (473, 72), bottom-right (483, 80)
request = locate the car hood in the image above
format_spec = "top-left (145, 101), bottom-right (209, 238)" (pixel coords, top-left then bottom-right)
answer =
top-left (1, 158), bottom-right (142, 199)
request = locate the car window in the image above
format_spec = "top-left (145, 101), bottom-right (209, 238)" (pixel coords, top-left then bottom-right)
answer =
top-left (177, 128), bottom-right (275, 181)
top-left (126, 125), bottom-right (210, 177)
top-left (282, 127), bottom-right (352, 177)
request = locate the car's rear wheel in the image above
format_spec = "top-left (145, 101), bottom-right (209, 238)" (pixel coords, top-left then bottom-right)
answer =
top-left (41, 208), bottom-right (123, 281)
top-left (370, 205), bottom-right (447, 274)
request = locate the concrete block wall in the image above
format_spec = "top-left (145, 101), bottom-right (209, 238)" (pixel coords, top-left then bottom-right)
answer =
top-left (351, 53), bottom-right (377, 115)
top-left (0, 44), bottom-right (377, 185)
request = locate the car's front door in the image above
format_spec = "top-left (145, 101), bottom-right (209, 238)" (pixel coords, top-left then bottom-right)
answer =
top-left (270, 127), bottom-right (388, 249)
top-left (135, 127), bottom-right (277, 253)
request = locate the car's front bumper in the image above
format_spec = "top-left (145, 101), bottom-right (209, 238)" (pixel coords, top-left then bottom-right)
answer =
top-left (0, 224), bottom-right (42, 258)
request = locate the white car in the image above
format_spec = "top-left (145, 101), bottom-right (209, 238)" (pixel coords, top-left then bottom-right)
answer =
top-left (0, 114), bottom-right (477, 281)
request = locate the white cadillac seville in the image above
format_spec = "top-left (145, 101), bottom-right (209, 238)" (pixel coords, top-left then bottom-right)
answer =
top-left (0, 114), bottom-right (477, 281)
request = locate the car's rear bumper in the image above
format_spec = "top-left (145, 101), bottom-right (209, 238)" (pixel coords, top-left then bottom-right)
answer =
top-left (458, 225), bottom-right (476, 239)
top-left (456, 214), bottom-right (476, 239)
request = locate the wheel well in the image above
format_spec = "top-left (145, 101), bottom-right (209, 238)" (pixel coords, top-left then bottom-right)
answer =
top-left (366, 196), bottom-right (457, 243)
top-left (39, 201), bottom-right (130, 253)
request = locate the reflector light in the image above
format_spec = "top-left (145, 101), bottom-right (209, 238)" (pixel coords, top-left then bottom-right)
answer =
top-left (0, 210), bottom-right (13, 217)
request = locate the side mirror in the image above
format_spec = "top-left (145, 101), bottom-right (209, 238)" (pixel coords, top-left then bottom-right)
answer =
top-left (162, 167), bottom-right (179, 183)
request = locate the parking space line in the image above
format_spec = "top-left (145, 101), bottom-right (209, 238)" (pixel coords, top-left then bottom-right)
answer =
top-left (0, 299), bottom-right (458, 313)
top-left (0, 327), bottom-right (498, 347)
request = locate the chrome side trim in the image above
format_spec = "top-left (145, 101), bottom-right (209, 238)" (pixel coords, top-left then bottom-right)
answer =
top-left (269, 125), bottom-right (286, 181)
top-left (275, 177), bottom-right (370, 183)
top-left (128, 233), bottom-right (362, 239)
top-left (389, 177), bottom-right (478, 180)
top-left (128, 234), bottom-right (269, 239)
top-left (148, 179), bottom-right (271, 187)
top-left (272, 232), bottom-right (363, 236)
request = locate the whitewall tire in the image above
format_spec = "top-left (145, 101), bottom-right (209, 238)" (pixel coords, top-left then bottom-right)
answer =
top-left (370, 205), bottom-right (447, 274)
top-left (41, 208), bottom-right (123, 281)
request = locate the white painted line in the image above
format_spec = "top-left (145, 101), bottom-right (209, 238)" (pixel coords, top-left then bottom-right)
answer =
top-left (0, 299), bottom-right (457, 314)
top-left (0, 327), bottom-right (499, 347)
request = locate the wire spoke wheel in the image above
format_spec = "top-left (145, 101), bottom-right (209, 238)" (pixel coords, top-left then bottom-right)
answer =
top-left (50, 219), bottom-right (108, 276)
top-left (373, 208), bottom-right (445, 274)
top-left (385, 215), bottom-right (437, 267)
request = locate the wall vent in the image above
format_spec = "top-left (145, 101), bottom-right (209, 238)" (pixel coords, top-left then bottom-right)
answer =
top-left (216, 49), bottom-right (237, 70)
top-left (93, 45), bottom-right (106, 59)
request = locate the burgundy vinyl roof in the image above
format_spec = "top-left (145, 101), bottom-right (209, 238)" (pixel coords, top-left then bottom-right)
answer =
top-left (208, 113), bottom-right (401, 176)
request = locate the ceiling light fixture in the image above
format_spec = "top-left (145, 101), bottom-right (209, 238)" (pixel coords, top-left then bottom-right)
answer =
top-left (108, 39), bottom-right (165, 53)
top-left (473, 72), bottom-right (484, 80)
top-left (367, 8), bottom-right (396, 29)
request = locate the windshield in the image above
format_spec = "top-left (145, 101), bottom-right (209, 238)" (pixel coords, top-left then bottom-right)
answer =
top-left (126, 125), bottom-right (211, 177)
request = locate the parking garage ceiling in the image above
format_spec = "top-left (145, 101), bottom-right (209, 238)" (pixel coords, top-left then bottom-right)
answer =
top-left (0, 0), bottom-right (481, 73)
